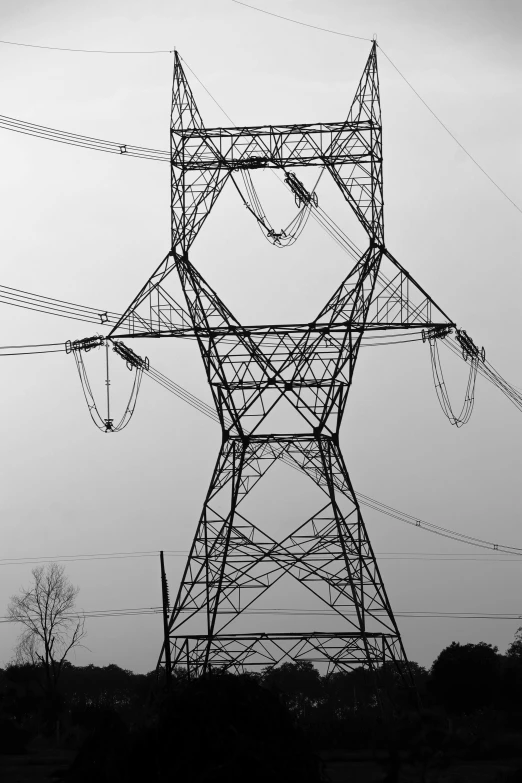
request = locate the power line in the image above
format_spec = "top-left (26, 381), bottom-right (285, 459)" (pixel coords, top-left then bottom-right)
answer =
top-left (0, 114), bottom-right (169, 161)
top-left (180, 58), bottom-right (235, 125)
top-left (144, 362), bottom-right (522, 558)
top-left (0, 551), bottom-right (167, 566)
top-left (0, 326), bottom-right (517, 554)
top-left (377, 46), bottom-right (522, 215)
top-left (0, 348), bottom-right (66, 357)
top-left (231, 1), bottom-right (521, 215)
top-left (144, 362), bottom-right (522, 556)
top-left (0, 21), bottom-right (518, 217)
top-left (3, 604), bottom-right (522, 622)
top-left (2, 34), bottom-right (519, 664)
top-left (0, 299), bottom-right (518, 554)
top-left (0, 61), bottom-right (519, 556)
top-left (0, 282), bottom-right (429, 350)
top-left (0, 283), bottom-right (120, 325)
top-left (0, 53), bottom-right (518, 220)
top-left (231, 1), bottom-right (372, 42)
top-left (0, 340), bottom-right (68, 357)
top-left (162, 63), bottom-right (522, 415)
top-left (0, 340), bottom-right (71, 357)
top-left (0, 39), bottom-right (171, 55)
top-left (2, 549), bottom-right (522, 568)
top-left (160, 59), bottom-right (522, 420)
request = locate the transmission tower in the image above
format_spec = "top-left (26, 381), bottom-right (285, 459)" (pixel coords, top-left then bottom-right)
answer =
top-left (109, 43), bottom-right (455, 681)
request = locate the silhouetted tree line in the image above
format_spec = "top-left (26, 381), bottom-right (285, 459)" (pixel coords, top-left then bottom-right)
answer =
top-left (3, 630), bottom-right (522, 781)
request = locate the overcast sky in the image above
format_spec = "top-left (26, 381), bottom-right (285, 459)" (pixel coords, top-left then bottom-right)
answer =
top-left (0, 0), bottom-right (520, 673)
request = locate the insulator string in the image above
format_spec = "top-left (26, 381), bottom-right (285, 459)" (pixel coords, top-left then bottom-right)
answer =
top-left (72, 340), bottom-right (145, 433)
top-left (233, 167), bottom-right (323, 247)
top-left (429, 336), bottom-right (478, 427)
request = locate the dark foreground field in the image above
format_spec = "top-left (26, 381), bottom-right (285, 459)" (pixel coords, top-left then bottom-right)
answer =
top-left (3, 745), bottom-right (522, 782)
top-left (4, 642), bottom-right (522, 782)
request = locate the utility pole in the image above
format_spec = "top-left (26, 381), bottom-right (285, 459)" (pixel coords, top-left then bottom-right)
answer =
top-left (160, 550), bottom-right (172, 685)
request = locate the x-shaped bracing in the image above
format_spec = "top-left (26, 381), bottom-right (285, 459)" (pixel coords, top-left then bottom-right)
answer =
top-left (165, 436), bottom-right (403, 674)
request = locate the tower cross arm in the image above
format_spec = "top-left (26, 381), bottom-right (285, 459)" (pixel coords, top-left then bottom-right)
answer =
top-left (173, 120), bottom-right (377, 171)
top-left (369, 248), bottom-right (456, 330)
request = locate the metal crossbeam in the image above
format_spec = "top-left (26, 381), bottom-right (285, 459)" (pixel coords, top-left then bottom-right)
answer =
top-left (174, 121), bottom-right (374, 170)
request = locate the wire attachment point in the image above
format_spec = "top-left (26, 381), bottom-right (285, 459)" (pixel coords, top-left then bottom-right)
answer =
top-left (422, 325), bottom-right (452, 343)
top-left (69, 337), bottom-right (145, 433)
top-left (111, 340), bottom-right (149, 371)
top-left (455, 329), bottom-right (485, 363)
top-left (284, 171), bottom-right (319, 209)
top-left (66, 335), bottom-right (104, 354)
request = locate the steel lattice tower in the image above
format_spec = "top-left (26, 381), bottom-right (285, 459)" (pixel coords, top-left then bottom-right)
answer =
top-left (109, 43), bottom-right (455, 679)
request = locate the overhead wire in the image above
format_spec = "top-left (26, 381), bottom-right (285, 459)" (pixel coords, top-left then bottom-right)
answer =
top-left (70, 352), bottom-right (522, 555)
top-left (3, 604), bottom-right (522, 622)
top-left (172, 57), bottom-right (487, 436)
top-left (0, 346), bottom-right (66, 356)
top-left (0, 550), bottom-right (172, 566)
top-left (0, 114), bottom-right (169, 161)
top-left (0, 15), bottom-right (518, 214)
top-left (145, 365), bottom-right (221, 423)
top-left (0, 299), bottom-right (518, 553)
top-left (0, 328), bottom-right (516, 554)
top-left (0, 51), bottom-right (518, 554)
top-left (0, 338), bottom-right (69, 356)
top-left (4, 333), bottom-right (519, 555)
top-left (179, 57), bottom-right (236, 125)
top-left (0, 65), bottom-right (517, 394)
top-left (231, 0), bottom-right (522, 215)
top-left (0, 283), bottom-right (120, 324)
top-left (2, 549), bottom-right (522, 568)
top-left (0, 279), bottom-right (427, 349)
top-left (0, 37), bottom-right (519, 645)
top-left (0, 283), bottom-right (121, 326)
top-left (355, 493), bottom-right (522, 555)
top-left (230, 1), bottom-right (372, 42)
top-left (377, 46), bottom-right (522, 215)
top-left (287, 204), bottom-right (521, 412)
top-left (174, 57), bottom-right (504, 430)
top-left (0, 39), bottom-right (172, 54)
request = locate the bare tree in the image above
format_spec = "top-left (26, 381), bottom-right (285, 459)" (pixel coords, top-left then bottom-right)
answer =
top-left (8, 562), bottom-right (86, 696)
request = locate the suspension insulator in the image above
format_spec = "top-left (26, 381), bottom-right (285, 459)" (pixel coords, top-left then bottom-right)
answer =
top-left (422, 325), bottom-right (452, 343)
top-left (65, 335), bottom-right (104, 354)
top-left (456, 329), bottom-right (484, 362)
top-left (111, 340), bottom-right (149, 371)
top-left (429, 336), bottom-right (479, 427)
top-left (284, 171), bottom-right (319, 208)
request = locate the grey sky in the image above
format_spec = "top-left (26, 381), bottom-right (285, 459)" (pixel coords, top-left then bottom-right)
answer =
top-left (0, 0), bottom-right (520, 672)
